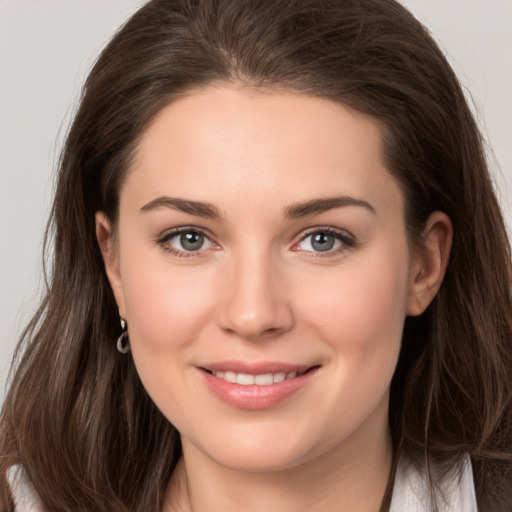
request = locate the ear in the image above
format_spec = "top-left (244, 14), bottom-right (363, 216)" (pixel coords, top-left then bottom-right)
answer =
top-left (406, 211), bottom-right (453, 316)
top-left (95, 212), bottom-right (127, 319)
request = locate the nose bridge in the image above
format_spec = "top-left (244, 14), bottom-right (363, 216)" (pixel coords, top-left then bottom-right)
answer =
top-left (218, 242), bottom-right (293, 340)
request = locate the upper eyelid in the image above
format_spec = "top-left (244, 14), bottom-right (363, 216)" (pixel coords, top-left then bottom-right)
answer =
top-left (158, 226), bottom-right (215, 241)
top-left (297, 226), bottom-right (355, 242)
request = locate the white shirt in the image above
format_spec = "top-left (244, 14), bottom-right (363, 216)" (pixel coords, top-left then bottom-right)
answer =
top-left (6, 466), bottom-right (44, 512)
top-left (7, 456), bottom-right (478, 512)
top-left (389, 454), bottom-right (478, 511)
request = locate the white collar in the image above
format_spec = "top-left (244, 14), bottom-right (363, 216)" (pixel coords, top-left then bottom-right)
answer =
top-left (6, 465), bottom-right (44, 512)
top-left (390, 454), bottom-right (478, 511)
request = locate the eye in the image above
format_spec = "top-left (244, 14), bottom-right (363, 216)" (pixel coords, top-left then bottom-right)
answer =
top-left (175, 231), bottom-right (207, 251)
top-left (158, 228), bottom-right (216, 256)
top-left (294, 229), bottom-right (354, 254)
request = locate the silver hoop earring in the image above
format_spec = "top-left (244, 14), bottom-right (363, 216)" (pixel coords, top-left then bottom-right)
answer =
top-left (116, 318), bottom-right (130, 354)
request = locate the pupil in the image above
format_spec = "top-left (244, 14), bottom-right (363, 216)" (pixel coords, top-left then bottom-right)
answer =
top-left (181, 232), bottom-right (204, 251)
top-left (312, 233), bottom-right (334, 252)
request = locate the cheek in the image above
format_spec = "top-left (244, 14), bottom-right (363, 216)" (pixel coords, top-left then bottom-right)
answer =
top-left (294, 251), bottom-right (409, 438)
top-left (294, 246), bottom-right (410, 395)
top-left (119, 250), bottom-right (217, 353)
top-left (117, 253), bottom-right (220, 424)
top-left (303, 261), bottom-right (408, 341)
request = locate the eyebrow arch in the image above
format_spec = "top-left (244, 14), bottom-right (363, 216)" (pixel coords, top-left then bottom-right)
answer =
top-left (284, 196), bottom-right (376, 218)
top-left (140, 196), bottom-right (221, 218)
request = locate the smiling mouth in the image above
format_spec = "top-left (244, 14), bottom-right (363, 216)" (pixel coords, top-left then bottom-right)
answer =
top-left (201, 367), bottom-right (319, 386)
top-left (199, 364), bottom-right (321, 409)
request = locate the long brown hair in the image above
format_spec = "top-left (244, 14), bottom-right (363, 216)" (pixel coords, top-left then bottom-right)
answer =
top-left (2, 1), bottom-right (511, 510)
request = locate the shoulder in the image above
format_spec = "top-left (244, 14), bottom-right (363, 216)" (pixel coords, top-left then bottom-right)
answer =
top-left (5, 466), bottom-right (45, 512)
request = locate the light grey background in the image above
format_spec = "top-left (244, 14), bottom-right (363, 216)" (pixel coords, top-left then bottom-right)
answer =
top-left (1, 0), bottom-right (511, 402)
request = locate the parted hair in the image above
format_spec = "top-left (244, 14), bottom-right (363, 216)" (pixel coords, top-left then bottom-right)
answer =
top-left (1, 1), bottom-right (511, 511)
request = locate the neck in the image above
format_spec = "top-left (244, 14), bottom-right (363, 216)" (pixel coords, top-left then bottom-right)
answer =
top-left (164, 410), bottom-right (393, 512)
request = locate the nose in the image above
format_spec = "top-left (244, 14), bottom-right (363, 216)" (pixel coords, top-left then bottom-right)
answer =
top-left (217, 248), bottom-right (294, 341)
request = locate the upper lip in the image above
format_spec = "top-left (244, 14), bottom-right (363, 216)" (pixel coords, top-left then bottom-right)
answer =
top-left (198, 360), bottom-right (319, 374)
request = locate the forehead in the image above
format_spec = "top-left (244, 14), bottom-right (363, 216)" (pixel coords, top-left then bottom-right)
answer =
top-left (125, 85), bottom-right (403, 217)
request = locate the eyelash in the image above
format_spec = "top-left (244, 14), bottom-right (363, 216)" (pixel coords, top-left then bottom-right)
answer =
top-left (294, 227), bottom-right (356, 258)
top-left (156, 226), bottom-right (356, 259)
top-left (157, 227), bottom-right (217, 258)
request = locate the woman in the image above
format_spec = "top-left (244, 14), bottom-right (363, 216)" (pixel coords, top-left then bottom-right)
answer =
top-left (1, 0), bottom-right (511, 510)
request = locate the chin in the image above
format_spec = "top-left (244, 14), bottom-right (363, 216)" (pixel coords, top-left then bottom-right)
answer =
top-left (185, 422), bottom-right (323, 473)
top-left (212, 447), bottom-right (308, 473)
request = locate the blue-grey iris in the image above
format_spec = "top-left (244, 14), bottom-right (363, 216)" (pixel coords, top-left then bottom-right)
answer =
top-left (181, 232), bottom-right (204, 251)
top-left (312, 232), bottom-right (335, 252)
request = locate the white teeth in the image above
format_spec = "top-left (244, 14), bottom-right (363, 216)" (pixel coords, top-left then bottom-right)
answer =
top-left (237, 373), bottom-right (255, 385)
top-left (255, 373), bottom-right (274, 385)
top-left (224, 371), bottom-right (237, 383)
top-left (211, 369), bottom-right (303, 385)
top-left (273, 372), bottom-right (286, 383)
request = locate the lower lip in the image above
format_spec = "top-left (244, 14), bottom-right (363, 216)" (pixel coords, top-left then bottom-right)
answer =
top-left (199, 368), bottom-right (319, 410)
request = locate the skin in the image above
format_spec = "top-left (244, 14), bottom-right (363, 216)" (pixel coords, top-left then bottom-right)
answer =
top-left (97, 85), bottom-right (452, 512)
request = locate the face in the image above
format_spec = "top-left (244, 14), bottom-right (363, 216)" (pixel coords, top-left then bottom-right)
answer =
top-left (98, 85), bottom-right (448, 473)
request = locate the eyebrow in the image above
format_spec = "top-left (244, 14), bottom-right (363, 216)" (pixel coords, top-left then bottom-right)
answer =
top-left (284, 196), bottom-right (376, 218)
top-left (140, 195), bottom-right (375, 219)
top-left (140, 197), bottom-right (221, 218)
